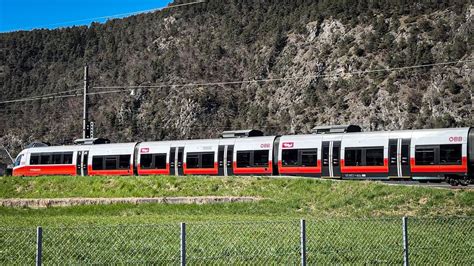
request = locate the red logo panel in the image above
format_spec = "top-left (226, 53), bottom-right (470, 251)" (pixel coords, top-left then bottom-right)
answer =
top-left (282, 142), bottom-right (294, 148)
top-left (140, 148), bottom-right (150, 153)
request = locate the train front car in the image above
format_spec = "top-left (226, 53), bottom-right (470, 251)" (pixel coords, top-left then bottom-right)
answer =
top-left (12, 146), bottom-right (79, 176)
top-left (12, 149), bottom-right (29, 176)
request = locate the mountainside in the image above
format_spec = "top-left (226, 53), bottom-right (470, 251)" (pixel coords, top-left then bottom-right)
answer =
top-left (0, 0), bottom-right (473, 161)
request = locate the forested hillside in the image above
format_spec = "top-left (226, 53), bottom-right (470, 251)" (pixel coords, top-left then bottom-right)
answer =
top-left (0, 0), bottom-right (473, 162)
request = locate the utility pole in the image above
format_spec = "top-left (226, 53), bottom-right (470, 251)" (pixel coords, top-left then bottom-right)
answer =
top-left (83, 65), bottom-right (90, 139)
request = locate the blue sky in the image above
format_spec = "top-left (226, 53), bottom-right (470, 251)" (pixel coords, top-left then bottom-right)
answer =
top-left (0, 0), bottom-right (174, 32)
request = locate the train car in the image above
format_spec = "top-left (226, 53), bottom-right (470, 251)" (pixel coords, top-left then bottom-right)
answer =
top-left (277, 134), bottom-right (322, 177)
top-left (12, 145), bottom-right (79, 176)
top-left (135, 141), bottom-right (173, 176)
top-left (233, 136), bottom-right (276, 175)
top-left (11, 126), bottom-right (474, 185)
top-left (88, 143), bottom-right (136, 176)
top-left (276, 127), bottom-right (472, 184)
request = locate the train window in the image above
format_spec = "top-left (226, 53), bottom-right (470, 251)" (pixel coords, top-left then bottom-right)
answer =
top-left (140, 154), bottom-right (153, 169)
top-left (186, 154), bottom-right (200, 168)
top-left (30, 154), bottom-right (40, 165)
top-left (401, 145), bottom-right (409, 165)
top-left (140, 154), bottom-right (167, 169)
top-left (105, 157), bottom-right (118, 170)
top-left (237, 151), bottom-right (251, 167)
top-left (345, 149), bottom-right (362, 166)
top-left (415, 147), bottom-right (435, 165)
top-left (92, 157), bottom-right (103, 170)
top-left (389, 144), bottom-right (397, 165)
top-left (118, 155), bottom-right (130, 169)
top-left (40, 154), bottom-right (52, 165)
top-left (201, 153), bottom-right (214, 168)
top-left (332, 147), bottom-right (340, 166)
top-left (254, 150), bottom-right (269, 167)
top-left (365, 148), bottom-right (384, 166)
top-left (52, 153), bottom-right (62, 164)
top-left (14, 155), bottom-right (23, 167)
top-left (440, 144), bottom-right (462, 165)
top-left (301, 149), bottom-right (318, 166)
top-left (63, 153), bottom-right (73, 164)
top-left (282, 150), bottom-right (299, 166)
top-left (322, 147), bottom-right (329, 166)
top-left (154, 154), bottom-right (167, 169)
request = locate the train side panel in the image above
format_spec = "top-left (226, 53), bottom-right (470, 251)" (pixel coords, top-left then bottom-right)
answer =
top-left (340, 132), bottom-right (390, 179)
top-left (136, 142), bottom-right (172, 175)
top-left (410, 128), bottom-right (468, 180)
top-left (233, 136), bottom-right (276, 175)
top-left (87, 143), bottom-right (136, 176)
top-left (183, 139), bottom-right (220, 175)
top-left (13, 147), bottom-right (78, 176)
top-left (277, 135), bottom-right (322, 177)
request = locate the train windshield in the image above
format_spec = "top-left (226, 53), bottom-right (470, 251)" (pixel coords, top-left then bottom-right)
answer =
top-left (14, 154), bottom-right (23, 167)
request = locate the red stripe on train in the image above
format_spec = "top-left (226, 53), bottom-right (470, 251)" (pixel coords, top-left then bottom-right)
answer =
top-left (13, 165), bottom-right (76, 176)
top-left (233, 161), bottom-right (272, 174)
top-left (410, 157), bottom-right (467, 173)
top-left (278, 160), bottom-right (322, 174)
top-left (183, 162), bottom-right (219, 175)
top-left (137, 163), bottom-right (170, 175)
top-left (340, 158), bottom-right (389, 173)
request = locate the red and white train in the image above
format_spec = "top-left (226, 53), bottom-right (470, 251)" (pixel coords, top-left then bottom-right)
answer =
top-left (12, 126), bottom-right (474, 185)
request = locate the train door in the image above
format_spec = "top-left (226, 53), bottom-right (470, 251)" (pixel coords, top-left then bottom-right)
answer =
top-left (169, 147), bottom-right (184, 176)
top-left (219, 145), bottom-right (234, 176)
top-left (226, 145), bottom-right (234, 176)
top-left (75, 150), bottom-right (89, 176)
top-left (322, 141), bottom-right (341, 178)
top-left (218, 145), bottom-right (225, 176)
top-left (389, 139), bottom-right (411, 178)
top-left (332, 141), bottom-right (341, 177)
top-left (170, 148), bottom-right (176, 176)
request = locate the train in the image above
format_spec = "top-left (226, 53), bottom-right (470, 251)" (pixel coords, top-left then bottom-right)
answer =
top-left (12, 125), bottom-right (474, 186)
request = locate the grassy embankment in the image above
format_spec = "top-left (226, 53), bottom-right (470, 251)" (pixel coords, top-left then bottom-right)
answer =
top-left (0, 175), bottom-right (472, 227)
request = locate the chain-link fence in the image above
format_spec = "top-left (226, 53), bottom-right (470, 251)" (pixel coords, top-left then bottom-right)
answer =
top-left (1, 217), bottom-right (472, 265)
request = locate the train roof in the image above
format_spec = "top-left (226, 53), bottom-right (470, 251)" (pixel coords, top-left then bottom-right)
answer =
top-left (19, 127), bottom-right (471, 154)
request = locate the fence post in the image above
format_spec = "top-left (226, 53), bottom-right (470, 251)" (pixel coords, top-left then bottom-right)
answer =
top-left (300, 219), bottom-right (306, 266)
top-left (180, 222), bottom-right (186, 266)
top-left (402, 216), bottom-right (409, 266)
top-left (36, 226), bottom-right (42, 266)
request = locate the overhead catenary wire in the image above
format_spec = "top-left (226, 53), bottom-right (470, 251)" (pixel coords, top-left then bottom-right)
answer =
top-left (0, 59), bottom-right (472, 105)
top-left (91, 59), bottom-right (474, 92)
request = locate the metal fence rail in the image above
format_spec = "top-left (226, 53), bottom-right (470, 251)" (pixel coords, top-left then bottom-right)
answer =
top-left (0, 217), bottom-right (472, 265)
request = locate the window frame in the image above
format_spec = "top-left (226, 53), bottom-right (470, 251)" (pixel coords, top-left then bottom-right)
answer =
top-left (415, 145), bottom-right (438, 165)
top-left (140, 153), bottom-right (167, 170)
top-left (92, 154), bottom-right (131, 170)
top-left (344, 146), bottom-right (385, 167)
top-left (439, 144), bottom-right (462, 165)
top-left (236, 150), bottom-right (270, 168)
top-left (281, 148), bottom-right (318, 167)
top-left (186, 152), bottom-right (215, 169)
top-left (30, 152), bottom-right (74, 165)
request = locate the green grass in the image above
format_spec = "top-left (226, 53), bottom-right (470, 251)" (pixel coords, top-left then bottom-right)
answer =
top-left (0, 175), bottom-right (472, 264)
top-left (0, 175), bottom-right (472, 227)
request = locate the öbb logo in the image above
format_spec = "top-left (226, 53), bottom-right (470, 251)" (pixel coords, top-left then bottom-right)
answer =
top-left (449, 136), bottom-right (462, 142)
top-left (282, 142), bottom-right (294, 148)
top-left (140, 148), bottom-right (150, 153)
top-left (260, 143), bottom-right (271, 148)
